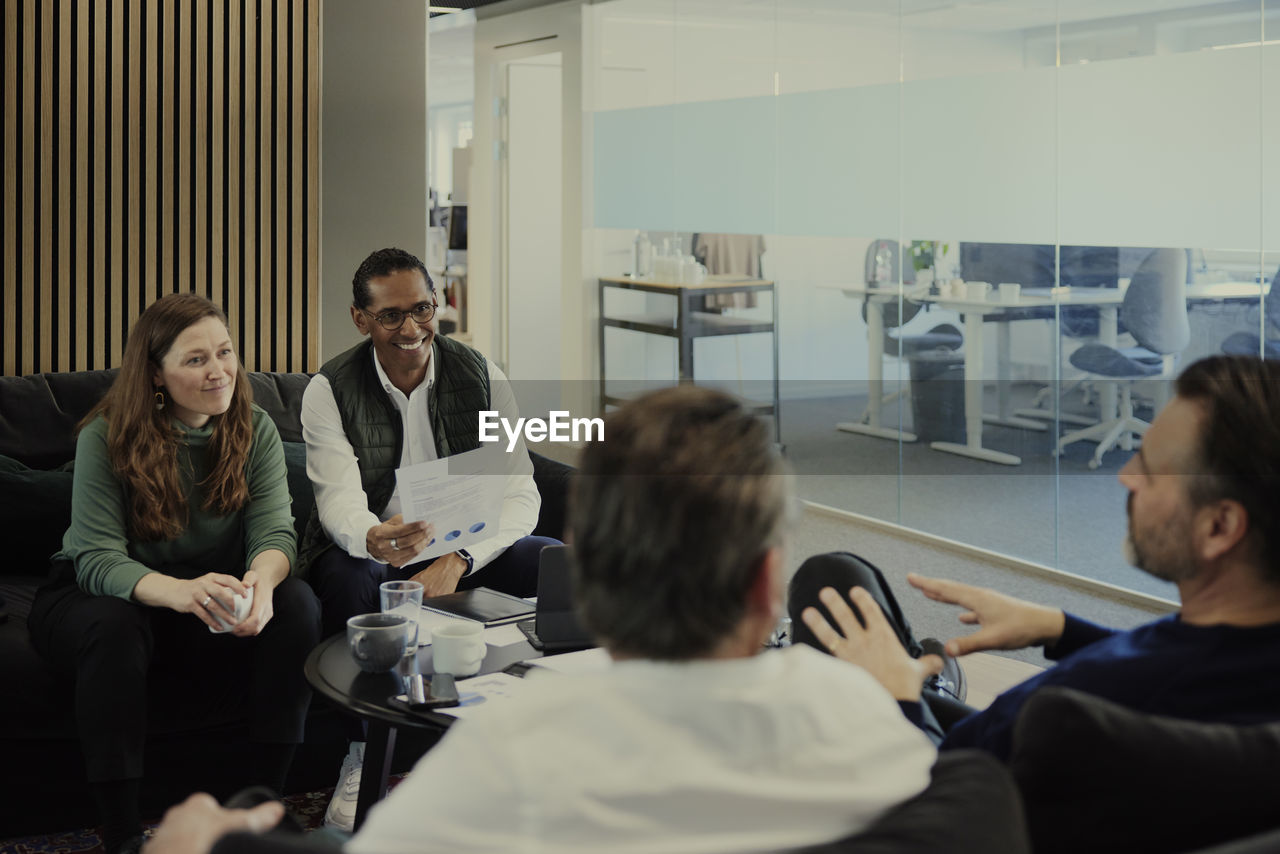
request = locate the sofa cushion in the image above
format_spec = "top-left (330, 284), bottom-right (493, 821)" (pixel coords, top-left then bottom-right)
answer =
top-left (0, 370), bottom-right (118, 468)
top-left (0, 370), bottom-right (311, 468)
top-left (1010, 686), bottom-right (1280, 854)
top-left (281, 442), bottom-right (315, 543)
top-left (0, 454), bottom-right (73, 578)
top-left (247, 373), bottom-right (313, 443)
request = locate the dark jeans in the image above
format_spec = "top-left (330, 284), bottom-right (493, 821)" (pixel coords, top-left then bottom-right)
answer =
top-left (787, 552), bottom-right (976, 738)
top-left (308, 536), bottom-right (559, 639)
top-left (28, 569), bottom-right (321, 783)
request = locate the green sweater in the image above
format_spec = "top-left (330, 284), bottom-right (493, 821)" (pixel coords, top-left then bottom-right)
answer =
top-left (56, 405), bottom-right (298, 599)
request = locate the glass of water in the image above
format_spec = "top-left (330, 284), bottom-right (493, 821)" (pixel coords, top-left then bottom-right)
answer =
top-left (379, 580), bottom-right (424, 654)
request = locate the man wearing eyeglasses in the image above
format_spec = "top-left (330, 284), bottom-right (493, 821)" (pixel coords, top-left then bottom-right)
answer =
top-left (298, 247), bottom-right (558, 642)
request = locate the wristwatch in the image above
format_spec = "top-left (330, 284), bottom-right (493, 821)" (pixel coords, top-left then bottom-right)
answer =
top-left (457, 549), bottom-right (474, 575)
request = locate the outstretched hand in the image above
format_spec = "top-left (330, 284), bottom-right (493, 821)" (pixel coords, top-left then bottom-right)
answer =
top-left (907, 572), bottom-right (1065, 657)
top-left (143, 792), bottom-right (283, 854)
top-left (801, 586), bottom-right (942, 701)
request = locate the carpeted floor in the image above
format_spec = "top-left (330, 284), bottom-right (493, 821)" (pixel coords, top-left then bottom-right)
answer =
top-left (0, 777), bottom-right (408, 854)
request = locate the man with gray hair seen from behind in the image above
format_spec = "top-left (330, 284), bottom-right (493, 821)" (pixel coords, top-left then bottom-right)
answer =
top-left (344, 385), bottom-right (940, 853)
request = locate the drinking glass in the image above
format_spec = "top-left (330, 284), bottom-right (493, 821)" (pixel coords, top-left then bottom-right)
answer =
top-left (379, 580), bottom-right (424, 653)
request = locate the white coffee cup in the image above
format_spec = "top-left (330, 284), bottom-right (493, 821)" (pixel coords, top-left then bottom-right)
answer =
top-left (209, 586), bottom-right (254, 634)
top-left (432, 621), bottom-right (485, 677)
top-left (998, 282), bottom-right (1021, 303)
top-left (966, 280), bottom-right (992, 301)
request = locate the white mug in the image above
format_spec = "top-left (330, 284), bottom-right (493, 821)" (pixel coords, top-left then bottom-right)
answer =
top-left (998, 282), bottom-right (1021, 303)
top-left (432, 621), bottom-right (485, 677)
top-left (966, 280), bottom-right (992, 301)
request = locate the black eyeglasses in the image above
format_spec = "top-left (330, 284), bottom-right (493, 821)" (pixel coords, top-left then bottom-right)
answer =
top-left (361, 302), bottom-right (438, 330)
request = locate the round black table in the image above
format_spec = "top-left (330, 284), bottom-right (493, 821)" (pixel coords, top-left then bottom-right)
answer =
top-left (304, 632), bottom-right (541, 830)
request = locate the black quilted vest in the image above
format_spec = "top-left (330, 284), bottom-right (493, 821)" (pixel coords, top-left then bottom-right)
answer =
top-left (298, 336), bottom-right (490, 573)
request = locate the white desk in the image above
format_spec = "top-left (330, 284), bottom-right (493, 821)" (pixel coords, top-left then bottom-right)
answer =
top-left (832, 281), bottom-right (1267, 466)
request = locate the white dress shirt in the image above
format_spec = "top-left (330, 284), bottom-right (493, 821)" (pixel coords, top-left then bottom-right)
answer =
top-left (348, 645), bottom-right (936, 854)
top-left (300, 345), bottom-right (540, 573)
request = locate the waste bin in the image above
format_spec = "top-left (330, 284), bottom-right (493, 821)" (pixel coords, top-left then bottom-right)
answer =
top-left (909, 350), bottom-right (966, 443)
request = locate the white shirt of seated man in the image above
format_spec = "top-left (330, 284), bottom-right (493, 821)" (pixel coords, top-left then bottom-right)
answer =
top-left (347, 550), bottom-right (938, 854)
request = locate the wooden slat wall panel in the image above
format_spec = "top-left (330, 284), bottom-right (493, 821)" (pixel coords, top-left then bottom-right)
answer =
top-left (305, 0), bottom-right (318, 368)
top-left (75, 1), bottom-right (88, 370)
top-left (0, 0), bottom-right (320, 376)
top-left (92, 0), bottom-right (106, 368)
top-left (194, 0), bottom-right (206, 301)
top-left (109, 0), bottom-right (124, 367)
top-left (242, 0), bottom-right (257, 372)
top-left (274, 1), bottom-right (287, 370)
top-left (144, 0), bottom-right (158, 321)
top-left (21, 0), bottom-right (35, 374)
top-left (57, 2), bottom-right (72, 372)
top-left (38, 0), bottom-right (53, 371)
top-left (3, 8), bottom-right (16, 376)
top-left (127, 0), bottom-right (140, 331)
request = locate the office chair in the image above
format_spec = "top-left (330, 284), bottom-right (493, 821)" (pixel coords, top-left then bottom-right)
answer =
top-left (1056, 248), bottom-right (1189, 469)
top-left (862, 240), bottom-right (962, 357)
top-left (1221, 264), bottom-right (1280, 360)
top-left (854, 239), bottom-right (963, 428)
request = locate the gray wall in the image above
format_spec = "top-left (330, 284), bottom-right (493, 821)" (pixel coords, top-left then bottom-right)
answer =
top-left (321, 0), bottom-right (429, 360)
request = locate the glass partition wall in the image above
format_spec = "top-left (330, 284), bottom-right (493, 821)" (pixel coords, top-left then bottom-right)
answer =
top-left (584, 0), bottom-right (1278, 597)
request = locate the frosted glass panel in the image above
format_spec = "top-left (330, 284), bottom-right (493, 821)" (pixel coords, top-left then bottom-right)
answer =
top-left (1265, 44), bottom-right (1280, 252)
top-left (583, 0), bottom-right (1280, 598)
top-left (592, 106), bottom-right (680, 230)
top-left (775, 87), bottom-right (899, 238)
top-left (900, 69), bottom-right (1058, 243)
top-left (1059, 49), bottom-right (1262, 249)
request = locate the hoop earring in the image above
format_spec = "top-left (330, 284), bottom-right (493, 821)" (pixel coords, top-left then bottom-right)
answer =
top-left (155, 390), bottom-right (165, 411)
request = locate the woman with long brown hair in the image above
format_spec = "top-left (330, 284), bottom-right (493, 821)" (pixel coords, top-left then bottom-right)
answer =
top-left (27, 293), bottom-right (320, 854)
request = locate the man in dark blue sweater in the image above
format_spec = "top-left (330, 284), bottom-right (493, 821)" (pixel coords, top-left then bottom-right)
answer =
top-left (796, 355), bottom-right (1280, 759)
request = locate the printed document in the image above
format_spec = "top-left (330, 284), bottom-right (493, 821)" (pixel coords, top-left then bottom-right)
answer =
top-left (394, 443), bottom-right (507, 561)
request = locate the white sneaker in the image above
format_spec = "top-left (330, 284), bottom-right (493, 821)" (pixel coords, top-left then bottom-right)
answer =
top-left (324, 741), bottom-right (365, 832)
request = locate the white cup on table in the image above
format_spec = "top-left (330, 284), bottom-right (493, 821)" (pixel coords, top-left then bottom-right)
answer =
top-left (998, 282), bottom-right (1021, 303)
top-left (432, 621), bottom-right (486, 677)
top-left (966, 281), bottom-right (992, 301)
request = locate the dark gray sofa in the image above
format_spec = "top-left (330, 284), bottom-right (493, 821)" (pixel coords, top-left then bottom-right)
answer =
top-left (0, 368), bottom-right (572, 837)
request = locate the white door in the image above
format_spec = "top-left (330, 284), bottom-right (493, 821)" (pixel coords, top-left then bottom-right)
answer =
top-left (501, 53), bottom-right (562, 420)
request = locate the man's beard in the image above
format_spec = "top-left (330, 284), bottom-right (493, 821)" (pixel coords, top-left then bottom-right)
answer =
top-left (1124, 516), bottom-right (1197, 583)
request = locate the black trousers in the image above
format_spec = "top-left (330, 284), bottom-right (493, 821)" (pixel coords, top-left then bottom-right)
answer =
top-left (28, 569), bottom-right (321, 783)
top-left (787, 552), bottom-right (976, 737)
top-left (307, 535), bottom-right (559, 640)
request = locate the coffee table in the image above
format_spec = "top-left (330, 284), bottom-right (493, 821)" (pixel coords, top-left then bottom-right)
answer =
top-left (304, 633), bottom-right (542, 830)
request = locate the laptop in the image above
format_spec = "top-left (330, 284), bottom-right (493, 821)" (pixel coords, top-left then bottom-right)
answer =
top-left (517, 545), bottom-right (595, 652)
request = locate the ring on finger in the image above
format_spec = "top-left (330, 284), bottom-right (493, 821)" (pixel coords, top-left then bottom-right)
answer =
top-left (391, 537), bottom-right (399, 550)
top-left (201, 595), bottom-right (212, 608)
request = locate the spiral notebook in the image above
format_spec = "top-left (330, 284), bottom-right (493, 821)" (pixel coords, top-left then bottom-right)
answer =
top-left (421, 587), bottom-right (535, 627)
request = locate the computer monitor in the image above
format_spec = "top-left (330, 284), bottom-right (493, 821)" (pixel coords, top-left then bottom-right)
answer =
top-left (958, 242), bottom-right (1118, 289)
top-left (958, 242), bottom-right (1055, 288)
top-left (447, 205), bottom-right (468, 251)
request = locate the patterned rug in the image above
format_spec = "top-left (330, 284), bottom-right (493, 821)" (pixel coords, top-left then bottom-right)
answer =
top-left (0, 777), bottom-right (407, 854)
